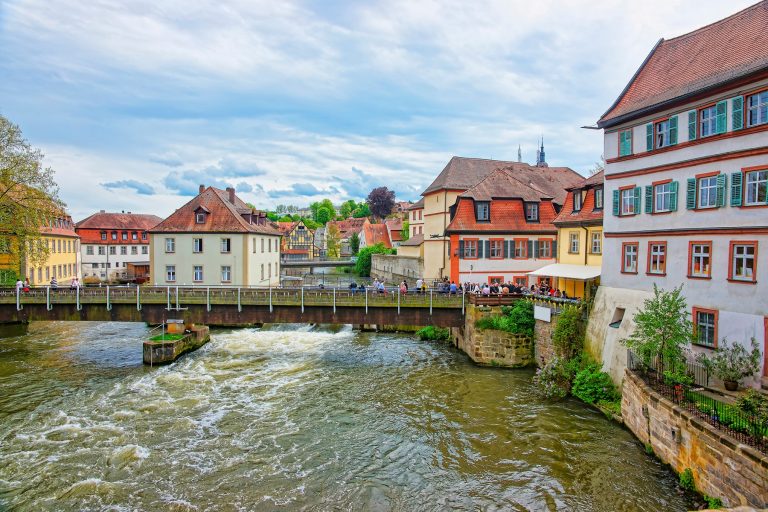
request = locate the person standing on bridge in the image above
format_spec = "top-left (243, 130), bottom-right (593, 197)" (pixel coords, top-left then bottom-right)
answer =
top-left (415, 277), bottom-right (423, 294)
top-left (50, 277), bottom-right (58, 289)
top-left (15, 279), bottom-right (23, 293)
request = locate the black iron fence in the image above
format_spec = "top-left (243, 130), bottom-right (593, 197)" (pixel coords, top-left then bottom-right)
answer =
top-left (627, 350), bottom-right (767, 455)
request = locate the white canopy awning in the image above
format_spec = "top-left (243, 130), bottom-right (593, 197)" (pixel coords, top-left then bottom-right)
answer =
top-left (528, 264), bottom-right (601, 281)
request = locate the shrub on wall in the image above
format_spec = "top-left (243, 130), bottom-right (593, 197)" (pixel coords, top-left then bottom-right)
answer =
top-left (475, 300), bottom-right (534, 337)
top-left (551, 304), bottom-right (585, 359)
top-left (416, 326), bottom-right (450, 342)
top-left (533, 357), bottom-right (572, 399)
top-left (571, 363), bottom-right (619, 405)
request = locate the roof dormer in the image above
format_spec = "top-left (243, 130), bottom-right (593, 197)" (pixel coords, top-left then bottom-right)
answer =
top-left (194, 205), bottom-right (210, 224)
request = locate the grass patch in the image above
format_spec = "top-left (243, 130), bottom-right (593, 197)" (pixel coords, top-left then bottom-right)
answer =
top-left (149, 333), bottom-right (184, 342)
top-left (416, 326), bottom-right (450, 341)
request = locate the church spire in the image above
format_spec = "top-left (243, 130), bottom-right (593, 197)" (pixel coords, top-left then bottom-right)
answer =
top-left (536, 136), bottom-right (548, 167)
top-left (517, 145), bottom-right (522, 163)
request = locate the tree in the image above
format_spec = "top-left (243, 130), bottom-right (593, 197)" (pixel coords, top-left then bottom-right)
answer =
top-left (621, 285), bottom-right (693, 384)
top-left (350, 232), bottom-right (360, 255)
top-left (339, 199), bottom-right (357, 219)
top-left (352, 202), bottom-right (370, 218)
top-left (1, 115), bottom-right (64, 283)
top-left (266, 212), bottom-right (279, 221)
top-left (326, 223), bottom-right (341, 258)
top-left (355, 243), bottom-right (394, 277)
top-left (401, 221), bottom-right (410, 241)
top-left (278, 215), bottom-right (294, 222)
top-left (366, 187), bottom-right (395, 219)
top-left (316, 206), bottom-right (332, 225)
top-left (302, 218), bottom-right (320, 230)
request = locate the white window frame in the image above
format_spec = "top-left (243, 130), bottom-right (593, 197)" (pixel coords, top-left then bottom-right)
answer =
top-left (196, 212), bottom-right (206, 224)
top-left (538, 240), bottom-right (552, 259)
top-left (731, 243), bottom-right (755, 281)
top-left (747, 91), bottom-right (768, 127)
top-left (573, 192), bottom-right (582, 211)
top-left (655, 120), bottom-right (671, 148)
top-left (622, 244), bottom-right (638, 273)
top-left (654, 183), bottom-right (672, 212)
top-left (591, 232), bottom-right (602, 254)
top-left (569, 232), bottom-right (579, 254)
top-left (86, 245), bottom-right (94, 255)
top-left (525, 203), bottom-right (539, 222)
top-left (620, 188), bottom-right (635, 215)
top-left (489, 239), bottom-right (503, 258)
top-left (166, 265), bottom-right (176, 282)
top-left (745, 170), bottom-right (768, 205)
top-left (193, 238), bottom-right (204, 253)
top-left (594, 188), bottom-right (603, 209)
top-left (699, 105), bottom-right (717, 138)
top-left (690, 244), bottom-right (711, 277)
top-left (476, 202), bottom-right (490, 221)
top-left (221, 265), bottom-right (232, 282)
top-left (697, 176), bottom-right (718, 208)
top-left (695, 311), bottom-right (716, 347)
top-left (220, 238), bottom-right (231, 253)
top-left (165, 238), bottom-right (175, 253)
top-left (648, 243), bottom-right (666, 274)
top-left (193, 265), bottom-right (203, 282)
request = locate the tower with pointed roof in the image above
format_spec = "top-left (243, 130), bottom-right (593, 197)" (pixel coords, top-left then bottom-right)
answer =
top-left (536, 137), bottom-right (548, 167)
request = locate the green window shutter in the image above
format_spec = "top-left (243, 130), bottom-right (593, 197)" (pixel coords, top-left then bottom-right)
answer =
top-left (669, 181), bottom-right (679, 211)
top-left (716, 173), bottom-right (727, 207)
top-left (503, 240), bottom-right (509, 259)
top-left (730, 172), bottom-right (742, 206)
top-left (485, 240), bottom-right (491, 258)
top-left (646, 123), bottom-right (653, 151)
top-left (686, 178), bottom-right (697, 210)
top-left (633, 187), bottom-right (641, 214)
top-left (732, 97), bottom-right (744, 131)
top-left (532, 240), bottom-right (539, 258)
top-left (612, 189), bottom-right (620, 216)
top-left (551, 241), bottom-right (557, 258)
top-left (527, 240), bottom-right (533, 259)
top-left (619, 130), bottom-right (632, 156)
top-left (716, 100), bottom-right (727, 134)
top-left (477, 240), bottom-right (484, 258)
top-left (458, 240), bottom-right (464, 259)
top-left (669, 115), bottom-right (678, 145)
top-left (510, 240), bottom-right (516, 257)
top-left (644, 185), bottom-right (653, 213)
top-left (688, 111), bottom-right (697, 141)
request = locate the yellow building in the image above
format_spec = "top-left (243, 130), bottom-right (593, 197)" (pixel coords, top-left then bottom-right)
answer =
top-left (547, 171), bottom-right (604, 299)
top-left (1, 215), bottom-right (81, 286)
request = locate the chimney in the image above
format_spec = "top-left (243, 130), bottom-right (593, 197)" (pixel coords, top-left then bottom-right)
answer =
top-left (100, 210), bottom-right (105, 214)
top-left (199, 184), bottom-right (205, 194)
top-left (228, 187), bottom-right (235, 204)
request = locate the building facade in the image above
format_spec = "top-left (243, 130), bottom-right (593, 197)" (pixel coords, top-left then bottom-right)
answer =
top-left (22, 215), bottom-right (81, 286)
top-left (149, 186), bottom-right (281, 287)
top-left (76, 211), bottom-right (162, 282)
top-left (407, 198), bottom-right (424, 238)
top-left (445, 166), bottom-right (582, 285)
top-left (593, 2), bottom-right (768, 386)
top-left (276, 220), bottom-right (317, 261)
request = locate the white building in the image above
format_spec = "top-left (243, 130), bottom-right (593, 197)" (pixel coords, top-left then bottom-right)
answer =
top-left (592, 2), bottom-right (768, 387)
top-left (149, 186), bottom-right (281, 287)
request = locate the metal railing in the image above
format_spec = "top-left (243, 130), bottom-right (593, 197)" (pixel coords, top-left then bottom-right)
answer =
top-left (627, 350), bottom-right (767, 455)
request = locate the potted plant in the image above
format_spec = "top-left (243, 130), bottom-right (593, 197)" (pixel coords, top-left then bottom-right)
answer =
top-left (697, 338), bottom-right (761, 391)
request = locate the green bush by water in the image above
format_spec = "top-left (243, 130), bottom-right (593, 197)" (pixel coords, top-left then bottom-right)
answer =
top-left (475, 301), bottom-right (534, 337)
top-left (679, 468), bottom-right (695, 491)
top-left (416, 326), bottom-right (450, 342)
top-left (571, 363), bottom-right (620, 404)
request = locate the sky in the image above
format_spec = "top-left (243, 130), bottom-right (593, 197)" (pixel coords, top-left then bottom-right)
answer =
top-left (0, 0), bottom-right (756, 219)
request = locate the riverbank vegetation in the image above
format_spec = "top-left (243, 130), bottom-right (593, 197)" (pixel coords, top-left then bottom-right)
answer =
top-left (416, 326), bottom-right (450, 342)
top-left (354, 243), bottom-right (396, 277)
top-left (475, 301), bottom-right (535, 337)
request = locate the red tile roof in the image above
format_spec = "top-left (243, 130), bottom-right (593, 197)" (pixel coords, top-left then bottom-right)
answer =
top-left (458, 166), bottom-right (583, 205)
top-left (423, 157), bottom-right (520, 195)
top-left (76, 212), bottom-right (162, 231)
top-left (276, 221), bottom-right (298, 235)
top-left (328, 217), bottom-right (368, 239)
top-left (553, 171), bottom-right (604, 226)
top-left (446, 197), bottom-right (559, 234)
top-left (400, 233), bottom-right (423, 247)
top-left (599, 1), bottom-right (768, 127)
top-left (363, 223), bottom-right (392, 248)
top-left (150, 187), bottom-right (280, 235)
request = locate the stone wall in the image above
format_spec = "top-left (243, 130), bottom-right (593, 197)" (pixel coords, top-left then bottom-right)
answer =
top-left (370, 254), bottom-right (422, 285)
top-left (534, 316), bottom-right (556, 366)
top-left (451, 304), bottom-right (533, 367)
top-left (622, 370), bottom-right (768, 508)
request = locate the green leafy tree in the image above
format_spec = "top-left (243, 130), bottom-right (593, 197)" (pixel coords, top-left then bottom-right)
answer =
top-left (326, 223), bottom-right (341, 258)
top-left (350, 232), bottom-right (360, 255)
top-left (552, 305), bottom-right (585, 359)
top-left (266, 212), bottom-right (279, 221)
top-left (352, 202), bottom-right (370, 218)
top-left (302, 218), bottom-right (320, 230)
top-left (401, 221), bottom-right (410, 241)
top-left (354, 243), bottom-right (393, 276)
top-left (278, 215), bottom-right (294, 222)
top-left (339, 199), bottom-right (357, 219)
top-left (316, 206), bottom-right (332, 225)
top-left (1, 115), bottom-right (64, 282)
top-left (621, 285), bottom-right (693, 383)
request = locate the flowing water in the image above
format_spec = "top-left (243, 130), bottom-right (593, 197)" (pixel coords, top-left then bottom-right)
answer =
top-left (0, 322), bottom-right (694, 511)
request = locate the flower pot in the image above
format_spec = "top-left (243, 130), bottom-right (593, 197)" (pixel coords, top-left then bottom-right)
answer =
top-left (723, 380), bottom-right (738, 391)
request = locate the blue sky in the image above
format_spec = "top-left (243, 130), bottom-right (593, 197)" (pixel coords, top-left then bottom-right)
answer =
top-left (0, 0), bottom-right (755, 219)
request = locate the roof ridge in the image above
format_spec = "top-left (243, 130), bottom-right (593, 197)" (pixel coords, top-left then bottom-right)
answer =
top-left (665, 0), bottom-right (766, 44)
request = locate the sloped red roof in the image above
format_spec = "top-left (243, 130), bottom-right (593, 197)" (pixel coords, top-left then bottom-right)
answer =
top-left (407, 198), bottom-right (425, 210)
top-left (458, 165), bottom-right (583, 205)
top-left (276, 221), bottom-right (298, 235)
top-left (76, 212), bottom-right (162, 231)
top-left (554, 171), bottom-right (604, 226)
top-left (150, 187), bottom-right (280, 235)
top-left (328, 217), bottom-right (368, 239)
top-left (400, 233), bottom-right (423, 247)
top-left (446, 197), bottom-right (558, 234)
top-left (599, 1), bottom-right (768, 126)
top-left (423, 157), bottom-right (520, 195)
top-left (363, 223), bottom-right (392, 248)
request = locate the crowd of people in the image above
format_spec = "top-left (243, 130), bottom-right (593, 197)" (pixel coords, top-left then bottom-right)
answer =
top-left (14, 277), bottom-right (80, 292)
top-left (348, 276), bottom-right (574, 300)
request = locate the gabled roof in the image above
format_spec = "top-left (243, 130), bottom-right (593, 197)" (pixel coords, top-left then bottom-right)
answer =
top-left (328, 217), bottom-right (368, 239)
top-left (407, 198), bottom-right (425, 210)
top-left (76, 212), bottom-right (163, 231)
top-left (400, 233), bottom-right (424, 247)
top-left (363, 223), bottom-right (392, 248)
top-left (276, 221), bottom-right (298, 235)
top-left (422, 157), bottom-right (519, 195)
top-left (150, 187), bottom-right (280, 235)
top-left (446, 197), bottom-right (559, 234)
top-left (458, 165), bottom-right (583, 205)
top-left (554, 171), bottom-right (604, 226)
top-left (598, 1), bottom-right (768, 127)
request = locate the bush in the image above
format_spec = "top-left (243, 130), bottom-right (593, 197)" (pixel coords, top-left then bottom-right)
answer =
top-left (703, 495), bottom-right (722, 509)
top-left (0, 269), bottom-right (19, 286)
top-left (697, 337), bottom-right (761, 385)
top-left (354, 243), bottom-right (394, 277)
top-left (533, 357), bottom-right (573, 400)
top-left (679, 468), bottom-right (695, 492)
top-left (476, 300), bottom-right (534, 337)
top-left (552, 305), bottom-right (584, 359)
top-left (571, 363), bottom-right (619, 404)
top-left (416, 326), bottom-right (450, 342)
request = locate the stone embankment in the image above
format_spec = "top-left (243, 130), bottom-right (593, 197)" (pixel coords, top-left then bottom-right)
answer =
top-left (451, 304), bottom-right (533, 367)
top-left (143, 325), bottom-right (210, 365)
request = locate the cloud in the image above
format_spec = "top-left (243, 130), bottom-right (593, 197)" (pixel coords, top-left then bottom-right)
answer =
top-left (236, 181), bottom-right (253, 193)
top-left (149, 154), bottom-right (183, 167)
top-left (101, 179), bottom-right (155, 195)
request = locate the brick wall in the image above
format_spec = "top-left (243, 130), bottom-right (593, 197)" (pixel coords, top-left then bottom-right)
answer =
top-left (451, 304), bottom-right (533, 367)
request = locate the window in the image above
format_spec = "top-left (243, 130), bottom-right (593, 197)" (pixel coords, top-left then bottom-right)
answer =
top-left (476, 202), bottom-right (490, 221)
top-left (594, 188), bottom-right (604, 209)
top-left (538, 239), bottom-right (552, 259)
top-left (261, 238), bottom-right (265, 253)
top-left (120, 246), bottom-right (127, 255)
top-left (489, 239), bottom-right (503, 259)
top-left (193, 265), bottom-right (203, 282)
top-left (514, 276), bottom-right (527, 287)
top-left (111, 231), bottom-right (117, 240)
top-left (121, 232), bottom-right (127, 240)
top-left (693, 308), bottom-right (717, 347)
top-left (463, 239), bottom-right (478, 259)
top-left (654, 182), bottom-right (673, 212)
top-left (221, 266), bottom-right (231, 282)
top-left (591, 231), bottom-right (602, 254)
top-left (647, 242), bottom-right (666, 275)
top-left (514, 238), bottom-right (527, 259)
top-left (269, 263), bottom-right (272, 278)
top-left (86, 246), bottom-right (94, 255)
top-left (109, 246), bottom-right (116, 255)
top-left (747, 91), bottom-right (768, 127)
top-left (100, 231), bottom-right (107, 240)
top-left (131, 246), bottom-right (138, 255)
top-left (745, 169), bottom-right (768, 205)
top-left (141, 232), bottom-right (147, 240)
top-left (98, 246), bottom-right (105, 255)
top-left (57, 240), bottom-right (61, 252)
top-left (689, 242), bottom-right (712, 278)
top-left (193, 238), bottom-right (203, 253)
top-left (699, 105), bottom-right (717, 137)
top-left (656, 119), bottom-right (671, 148)
top-left (166, 265), bottom-right (176, 282)
top-left (142, 246), bottom-right (148, 255)
top-left (730, 242), bottom-right (757, 282)
top-left (196, 212), bottom-right (206, 224)
top-left (37, 268), bottom-right (42, 282)
top-left (619, 129), bottom-right (632, 157)
top-left (573, 191), bottom-right (582, 212)
top-left (622, 242), bottom-right (638, 273)
top-left (261, 264), bottom-right (264, 281)
top-left (569, 232), bottom-right (579, 254)
top-left (525, 203), bottom-right (539, 222)
top-left (221, 238), bottom-right (231, 253)
top-left (620, 187), bottom-right (638, 215)
top-left (165, 238), bottom-right (175, 253)
top-left (92, 263), bottom-right (98, 269)
top-left (698, 176), bottom-right (718, 208)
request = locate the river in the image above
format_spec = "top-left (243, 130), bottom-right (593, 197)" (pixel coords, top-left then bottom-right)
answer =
top-left (0, 322), bottom-right (693, 511)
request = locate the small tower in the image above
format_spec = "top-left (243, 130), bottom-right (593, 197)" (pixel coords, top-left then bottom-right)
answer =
top-left (536, 136), bottom-right (548, 167)
top-left (517, 145), bottom-right (522, 163)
